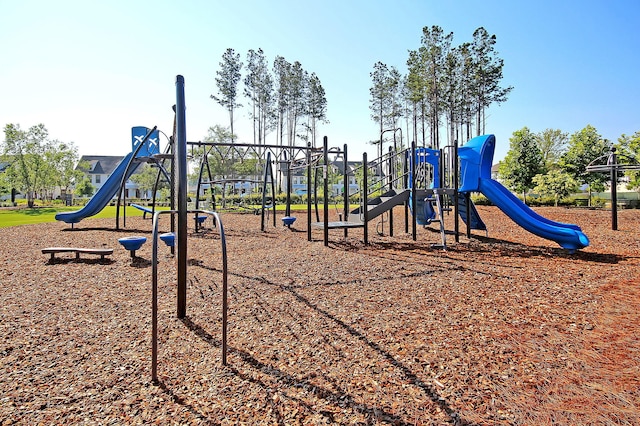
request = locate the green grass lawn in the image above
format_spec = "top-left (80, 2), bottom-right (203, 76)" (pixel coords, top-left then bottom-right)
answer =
top-left (0, 206), bottom-right (149, 228)
top-left (0, 203), bottom-right (348, 228)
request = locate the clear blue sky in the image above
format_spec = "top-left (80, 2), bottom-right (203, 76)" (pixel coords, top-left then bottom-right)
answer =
top-left (2, 0), bottom-right (639, 162)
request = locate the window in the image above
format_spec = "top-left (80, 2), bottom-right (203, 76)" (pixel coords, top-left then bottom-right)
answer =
top-left (95, 174), bottom-right (101, 184)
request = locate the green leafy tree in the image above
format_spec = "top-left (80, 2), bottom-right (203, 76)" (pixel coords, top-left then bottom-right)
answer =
top-left (498, 127), bottom-right (543, 204)
top-left (533, 170), bottom-right (579, 206)
top-left (559, 125), bottom-right (611, 201)
top-left (211, 48), bottom-right (243, 143)
top-left (2, 123), bottom-right (49, 207)
top-left (46, 140), bottom-right (84, 198)
top-left (130, 163), bottom-right (167, 199)
top-left (537, 129), bottom-right (568, 172)
top-left (74, 176), bottom-right (94, 197)
top-left (615, 131), bottom-right (640, 192)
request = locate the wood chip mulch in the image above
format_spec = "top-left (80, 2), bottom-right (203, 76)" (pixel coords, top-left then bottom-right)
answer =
top-left (1, 206), bottom-right (638, 425)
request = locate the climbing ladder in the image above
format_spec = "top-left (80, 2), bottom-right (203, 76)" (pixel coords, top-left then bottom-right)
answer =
top-left (423, 189), bottom-right (448, 250)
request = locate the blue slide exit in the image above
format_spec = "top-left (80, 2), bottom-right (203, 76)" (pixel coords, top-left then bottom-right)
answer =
top-left (55, 127), bottom-right (159, 225)
top-left (459, 134), bottom-right (589, 252)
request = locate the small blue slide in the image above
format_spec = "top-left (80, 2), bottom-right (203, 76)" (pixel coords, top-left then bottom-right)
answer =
top-left (56, 127), bottom-right (159, 225)
top-left (459, 134), bottom-right (589, 252)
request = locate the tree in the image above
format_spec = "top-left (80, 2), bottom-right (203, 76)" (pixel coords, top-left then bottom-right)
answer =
top-left (369, 62), bottom-right (402, 157)
top-left (74, 176), bottom-right (94, 197)
top-left (244, 48), bottom-right (274, 146)
top-left (211, 48), bottom-right (243, 143)
top-left (408, 25), bottom-right (453, 149)
top-left (559, 125), bottom-right (611, 201)
top-left (470, 27), bottom-right (513, 135)
top-left (615, 131), bottom-right (640, 192)
top-left (2, 123), bottom-right (49, 207)
top-left (537, 129), bottom-right (568, 171)
top-left (273, 55), bottom-right (291, 146)
top-left (286, 61), bottom-right (307, 146)
top-left (533, 170), bottom-right (579, 206)
top-left (498, 127), bottom-right (543, 204)
top-left (305, 72), bottom-right (328, 148)
top-left (130, 163), bottom-right (166, 199)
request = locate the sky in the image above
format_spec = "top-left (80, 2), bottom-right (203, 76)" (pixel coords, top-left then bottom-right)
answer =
top-left (2, 0), bottom-right (639, 163)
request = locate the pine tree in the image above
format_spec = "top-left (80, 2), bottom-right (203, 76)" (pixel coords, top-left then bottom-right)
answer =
top-left (470, 28), bottom-right (513, 135)
top-left (244, 48), bottom-right (273, 146)
top-left (211, 48), bottom-right (243, 143)
top-left (306, 72), bottom-right (328, 148)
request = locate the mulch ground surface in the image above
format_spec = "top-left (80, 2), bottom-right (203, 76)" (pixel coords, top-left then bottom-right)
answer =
top-left (1, 206), bottom-right (638, 425)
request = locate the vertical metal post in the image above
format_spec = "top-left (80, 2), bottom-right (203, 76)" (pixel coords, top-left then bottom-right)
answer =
top-left (411, 142), bottom-right (417, 241)
top-left (363, 152), bottom-right (369, 245)
top-left (343, 144), bottom-right (349, 239)
top-left (323, 136), bottom-right (329, 246)
top-left (169, 137), bottom-right (176, 256)
top-left (404, 150), bottom-right (409, 234)
top-left (453, 140), bottom-right (460, 242)
top-left (388, 145), bottom-right (394, 237)
top-left (609, 148), bottom-right (618, 231)
top-left (175, 75), bottom-right (188, 319)
top-left (307, 143), bottom-right (312, 242)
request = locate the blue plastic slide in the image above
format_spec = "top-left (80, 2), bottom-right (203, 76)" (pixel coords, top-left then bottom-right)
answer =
top-left (56, 126), bottom-right (159, 225)
top-left (459, 134), bottom-right (589, 252)
top-left (55, 152), bottom-right (141, 224)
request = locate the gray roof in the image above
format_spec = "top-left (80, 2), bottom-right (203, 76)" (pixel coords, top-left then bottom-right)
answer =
top-left (77, 156), bottom-right (125, 175)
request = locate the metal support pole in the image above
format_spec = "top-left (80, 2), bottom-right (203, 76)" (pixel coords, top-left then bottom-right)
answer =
top-left (363, 152), bottom-right (369, 245)
top-left (411, 142), bottom-right (417, 241)
top-left (343, 144), bottom-right (349, 239)
top-left (307, 143), bottom-right (312, 242)
top-left (610, 148), bottom-right (618, 231)
top-left (453, 140), bottom-right (460, 242)
top-left (388, 145), bottom-right (394, 237)
top-left (323, 136), bottom-right (329, 246)
top-left (175, 75), bottom-right (188, 319)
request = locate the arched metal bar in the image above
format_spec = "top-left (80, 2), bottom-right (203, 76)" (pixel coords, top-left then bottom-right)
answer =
top-left (151, 209), bottom-right (228, 383)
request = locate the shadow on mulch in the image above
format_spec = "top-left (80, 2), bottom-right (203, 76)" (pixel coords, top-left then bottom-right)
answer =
top-left (155, 379), bottom-right (214, 424)
top-left (329, 236), bottom-right (626, 265)
top-left (179, 316), bottom-right (475, 426)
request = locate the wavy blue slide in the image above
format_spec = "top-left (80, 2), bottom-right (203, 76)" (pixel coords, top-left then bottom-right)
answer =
top-left (55, 152), bottom-right (141, 224)
top-left (459, 134), bottom-right (589, 252)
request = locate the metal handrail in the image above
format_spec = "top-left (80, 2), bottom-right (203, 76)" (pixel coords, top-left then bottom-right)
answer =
top-left (151, 209), bottom-right (228, 383)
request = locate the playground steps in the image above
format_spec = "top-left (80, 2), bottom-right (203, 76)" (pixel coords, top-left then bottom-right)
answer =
top-left (311, 220), bottom-right (365, 229)
top-left (349, 189), bottom-right (410, 222)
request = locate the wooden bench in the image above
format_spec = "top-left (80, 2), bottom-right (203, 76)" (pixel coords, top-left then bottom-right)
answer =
top-left (42, 247), bottom-right (114, 261)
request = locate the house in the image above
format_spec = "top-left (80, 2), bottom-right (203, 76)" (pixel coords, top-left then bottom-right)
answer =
top-left (77, 155), bottom-right (146, 199)
top-left (287, 160), bottom-right (372, 197)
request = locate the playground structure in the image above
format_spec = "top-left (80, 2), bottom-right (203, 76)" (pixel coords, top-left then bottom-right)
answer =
top-left (53, 82), bottom-right (590, 253)
top-left (47, 75), bottom-right (596, 385)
